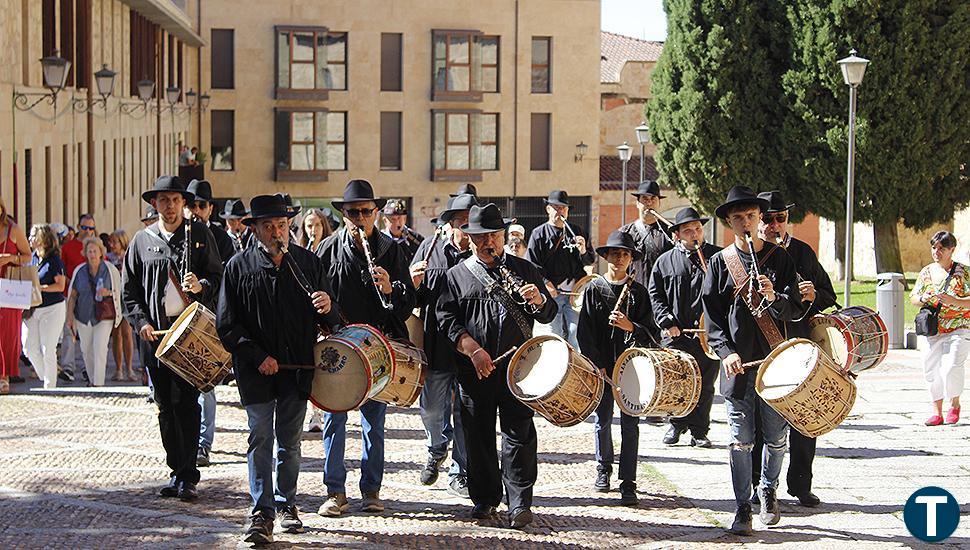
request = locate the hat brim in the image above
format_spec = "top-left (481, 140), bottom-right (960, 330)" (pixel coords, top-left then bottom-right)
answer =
top-left (669, 217), bottom-right (710, 231)
top-left (544, 199), bottom-right (570, 207)
top-left (596, 245), bottom-right (643, 261)
top-left (632, 191), bottom-right (667, 199)
top-left (142, 190), bottom-right (195, 204)
top-left (220, 212), bottom-right (247, 220)
top-left (460, 218), bottom-right (514, 235)
top-left (332, 198), bottom-right (387, 211)
top-left (242, 211), bottom-right (298, 226)
top-left (764, 203), bottom-right (796, 214)
top-left (714, 198), bottom-right (770, 220)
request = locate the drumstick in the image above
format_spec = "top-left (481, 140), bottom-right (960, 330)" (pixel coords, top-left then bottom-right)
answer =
top-left (680, 328), bottom-right (705, 333)
top-left (492, 346), bottom-right (518, 365)
top-left (151, 329), bottom-right (172, 336)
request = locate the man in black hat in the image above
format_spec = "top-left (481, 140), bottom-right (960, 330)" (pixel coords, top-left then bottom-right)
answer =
top-left (577, 230), bottom-right (658, 506)
top-left (619, 180), bottom-right (675, 290)
top-left (525, 189), bottom-right (595, 348)
top-left (409, 194), bottom-right (477, 497)
top-left (436, 203), bottom-right (557, 529)
top-left (700, 185), bottom-right (805, 535)
top-left (220, 199), bottom-right (251, 253)
top-left (186, 179), bottom-right (235, 263)
top-left (141, 206), bottom-right (159, 227)
top-left (316, 179), bottom-right (416, 517)
top-left (749, 190), bottom-right (836, 509)
top-left (216, 194), bottom-right (341, 545)
top-left (648, 207), bottom-right (722, 448)
top-left (122, 175), bottom-right (223, 502)
top-left (450, 183), bottom-right (478, 197)
top-left (382, 199), bottom-right (424, 261)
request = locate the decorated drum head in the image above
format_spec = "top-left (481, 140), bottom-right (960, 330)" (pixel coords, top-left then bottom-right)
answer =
top-left (809, 315), bottom-right (849, 368)
top-left (758, 339), bottom-right (818, 400)
top-left (310, 325), bottom-right (392, 413)
top-left (613, 349), bottom-right (658, 416)
top-left (156, 301), bottom-right (204, 357)
top-left (509, 335), bottom-right (569, 400)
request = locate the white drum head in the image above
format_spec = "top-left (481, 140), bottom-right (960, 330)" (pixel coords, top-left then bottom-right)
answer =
top-left (511, 337), bottom-right (568, 399)
top-left (156, 302), bottom-right (200, 356)
top-left (311, 339), bottom-right (370, 411)
top-left (810, 317), bottom-right (848, 367)
top-left (760, 341), bottom-right (818, 400)
top-left (616, 352), bottom-right (658, 413)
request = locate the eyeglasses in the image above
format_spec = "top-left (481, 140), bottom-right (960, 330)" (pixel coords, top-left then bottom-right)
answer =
top-left (764, 214), bottom-right (788, 224)
top-left (192, 201), bottom-right (209, 209)
top-left (344, 207), bottom-right (375, 217)
top-left (79, 225), bottom-right (96, 231)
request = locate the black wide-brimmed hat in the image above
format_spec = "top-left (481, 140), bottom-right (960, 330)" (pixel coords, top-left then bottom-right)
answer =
top-left (275, 193), bottom-right (302, 216)
top-left (244, 194), bottom-right (299, 226)
top-left (631, 180), bottom-right (666, 199)
top-left (450, 183), bottom-right (479, 197)
top-left (439, 193), bottom-right (479, 224)
top-left (714, 185), bottom-right (770, 220)
top-left (596, 230), bottom-right (643, 261)
top-left (186, 179), bottom-right (214, 203)
top-left (669, 207), bottom-right (710, 231)
top-left (142, 175), bottom-right (194, 204)
top-left (757, 191), bottom-right (795, 214)
top-left (460, 203), bottom-right (514, 235)
top-left (333, 179), bottom-right (387, 210)
top-left (220, 199), bottom-right (248, 220)
top-left (383, 199), bottom-right (408, 216)
top-left (545, 190), bottom-right (570, 207)
top-left (140, 206), bottom-right (159, 222)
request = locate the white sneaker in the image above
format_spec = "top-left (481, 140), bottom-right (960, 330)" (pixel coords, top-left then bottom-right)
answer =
top-left (318, 493), bottom-right (348, 517)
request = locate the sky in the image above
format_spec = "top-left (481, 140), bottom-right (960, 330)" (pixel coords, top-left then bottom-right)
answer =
top-left (601, 0), bottom-right (667, 41)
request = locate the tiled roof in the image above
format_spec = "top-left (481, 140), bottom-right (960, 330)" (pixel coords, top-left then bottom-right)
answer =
top-left (599, 155), bottom-right (659, 189)
top-left (601, 31), bottom-right (664, 83)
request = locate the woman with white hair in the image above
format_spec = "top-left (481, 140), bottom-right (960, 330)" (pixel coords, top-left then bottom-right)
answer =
top-left (66, 237), bottom-right (123, 386)
top-left (24, 224), bottom-right (67, 388)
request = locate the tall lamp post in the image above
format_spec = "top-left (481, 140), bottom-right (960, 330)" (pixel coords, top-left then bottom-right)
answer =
top-left (837, 49), bottom-right (869, 306)
top-left (618, 141), bottom-right (632, 225)
top-left (635, 122), bottom-right (649, 183)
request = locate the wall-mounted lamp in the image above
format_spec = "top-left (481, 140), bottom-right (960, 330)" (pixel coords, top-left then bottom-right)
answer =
top-left (120, 78), bottom-right (156, 117)
top-left (72, 64), bottom-right (117, 113)
top-left (574, 141), bottom-right (589, 162)
top-left (14, 51), bottom-right (72, 111)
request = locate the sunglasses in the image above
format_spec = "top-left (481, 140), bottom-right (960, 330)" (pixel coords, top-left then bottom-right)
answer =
top-left (79, 225), bottom-right (96, 231)
top-left (763, 214), bottom-right (788, 224)
top-left (344, 207), bottom-right (375, 217)
top-left (192, 201), bottom-right (209, 209)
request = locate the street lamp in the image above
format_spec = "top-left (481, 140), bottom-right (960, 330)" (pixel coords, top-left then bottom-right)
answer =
top-left (617, 141), bottom-right (632, 225)
top-left (165, 86), bottom-right (181, 107)
top-left (185, 88), bottom-right (197, 109)
top-left (73, 64), bottom-right (117, 112)
top-left (121, 78), bottom-right (155, 117)
top-left (13, 51), bottom-right (72, 111)
top-left (837, 48), bottom-right (869, 306)
top-left (635, 121), bottom-right (649, 183)
top-left (199, 93), bottom-right (211, 112)
top-left (574, 141), bottom-right (588, 162)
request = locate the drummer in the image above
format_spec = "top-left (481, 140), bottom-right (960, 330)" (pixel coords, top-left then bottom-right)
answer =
top-left (216, 194), bottom-right (341, 545)
top-left (700, 185), bottom-right (802, 536)
top-left (122, 175), bottom-right (223, 503)
top-left (436, 203), bottom-right (556, 529)
top-left (315, 179), bottom-right (416, 517)
top-left (577, 230), bottom-right (657, 505)
top-left (751, 191), bottom-right (836, 509)
top-left (410, 194), bottom-right (477, 496)
top-left (647, 207), bottom-right (722, 448)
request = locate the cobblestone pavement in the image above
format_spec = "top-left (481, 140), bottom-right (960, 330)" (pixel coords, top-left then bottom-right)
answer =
top-left (0, 349), bottom-right (967, 548)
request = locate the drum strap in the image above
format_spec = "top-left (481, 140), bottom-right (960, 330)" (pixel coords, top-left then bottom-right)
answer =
top-left (723, 245), bottom-right (784, 348)
top-left (464, 257), bottom-right (534, 340)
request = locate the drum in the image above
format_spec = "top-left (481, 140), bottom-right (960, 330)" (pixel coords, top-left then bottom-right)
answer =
top-left (696, 313), bottom-right (719, 360)
top-left (155, 302), bottom-right (233, 393)
top-left (569, 274), bottom-right (598, 313)
top-left (507, 335), bottom-right (602, 427)
top-left (406, 309), bottom-right (424, 350)
top-left (612, 347), bottom-right (701, 418)
top-left (374, 340), bottom-right (428, 407)
top-left (756, 338), bottom-right (857, 438)
top-left (309, 324), bottom-right (393, 413)
top-left (809, 306), bottom-right (888, 374)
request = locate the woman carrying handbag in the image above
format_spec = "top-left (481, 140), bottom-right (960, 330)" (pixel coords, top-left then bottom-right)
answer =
top-left (66, 237), bottom-right (123, 387)
top-left (0, 196), bottom-right (32, 394)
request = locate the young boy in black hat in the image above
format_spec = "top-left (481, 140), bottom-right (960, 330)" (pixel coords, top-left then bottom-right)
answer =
top-left (577, 230), bottom-right (658, 506)
top-left (648, 207), bottom-right (722, 448)
top-left (700, 185), bottom-right (804, 535)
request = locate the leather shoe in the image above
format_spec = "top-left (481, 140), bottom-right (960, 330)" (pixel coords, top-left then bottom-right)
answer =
top-left (663, 425), bottom-right (686, 445)
top-left (793, 491), bottom-right (821, 507)
top-left (178, 481), bottom-right (199, 502)
top-left (471, 503), bottom-right (497, 519)
top-left (690, 435), bottom-right (713, 448)
top-left (509, 507), bottom-right (533, 529)
top-left (159, 477), bottom-right (179, 498)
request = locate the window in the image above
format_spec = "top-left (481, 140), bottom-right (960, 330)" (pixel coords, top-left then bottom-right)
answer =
top-left (76, 0), bottom-right (90, 89)
top-left (274, 109), bottom-right (346, 181)
top-left (381, 33), bottom-right (402, 91)
top-left (380, 112), bottom-right (402, 170)
top-left (530, 113), bottom-right (551, 170)
top-left (275, 27), bottom-right (347, 99)
top-left (531, 37), bottom-right (551, 93)
top-left (431, 111), bottom-right (498, 181)
top-left (60, 0), bottom-right (74, 86)
top-left (130, 11), bottom-right (158, 96)
top-left (211, 30), bottom-right (234, 89)
top-left (211, 110), bottom-right (235, 171)
top-left (43, 1), bottom-right (56, 57)
top-left (431, 30), bottom-right (499, 100)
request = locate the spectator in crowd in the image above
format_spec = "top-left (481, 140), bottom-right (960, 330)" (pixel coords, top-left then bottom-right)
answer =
top-left (66, 238), bottom-right (122, 387)
top-left (0, 196), bottom-right (33, 394)
top-left (141, 206), bottom-right (159, 227)
top-left (107, 230), bottom-right (136, 381)
top-left (911, 231), bottom-right (970, 426)
top-left (24, 224), bottom-right (67, 389)
top-left (299, 208), bottom-right (333, 252)
top-left (61, 214), bottom-right (99, 383)
top-left (178, 144), bottom-right (192, 167)
top-left (505, 236), bottom-right (527, 258)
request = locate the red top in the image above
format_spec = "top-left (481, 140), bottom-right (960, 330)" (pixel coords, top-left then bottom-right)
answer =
top-left (61, 237), bottom-right (85, 295)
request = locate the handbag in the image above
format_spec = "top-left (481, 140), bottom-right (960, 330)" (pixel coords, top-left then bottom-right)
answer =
top-left (87, 267), bottom-right (117, 322)
top-left (0, 223), bottom-right (41, 308)
top-left (915, 264), bottom-right (957, 337)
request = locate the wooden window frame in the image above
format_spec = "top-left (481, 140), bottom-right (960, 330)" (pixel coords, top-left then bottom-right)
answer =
top-left (211, 110), bottom-right (235, 171)
top-left (531, 36), bottom-right (552, 94)
top-left (275, 108), bottom-right (347, 182)
top-left (480, 35), bottom-right (500, 93)
top-left (210, 29), bottom-right (235, 89)
top-left (274, 26), bottom-right (347, 100)
top-left (431, 109), bottom-right (499, 181)
top-left (431, 29), bottom-right (485, 102)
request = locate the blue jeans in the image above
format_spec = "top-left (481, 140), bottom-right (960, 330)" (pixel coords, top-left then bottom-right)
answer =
top-left (199, 390), bottom-right (216, 451)
top-left (418, 368), bottom-right (467, 478)
top-left (323, 399), bottom-right (386, 494)
top-left (724, 376), bottom-right (788, 508)
top-left (551, 294), bottom-right (579, 349)
top-left (244, 394), bottom-right (307, 516)
top-left (593, 388), bottom-right (639, 481)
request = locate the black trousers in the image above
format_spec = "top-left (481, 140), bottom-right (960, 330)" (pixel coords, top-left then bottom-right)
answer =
top-left (669, 337), bottom-right (719, 437)
top-left (146, 341), bottom-right (202, 485)
top-left (456, 364), bottom-right (538, 514)
top-left (752, 411), bottom-right (816, 495)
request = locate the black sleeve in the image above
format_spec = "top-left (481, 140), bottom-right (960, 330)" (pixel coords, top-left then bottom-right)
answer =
top-left (807, 253), bottom-right (838, 313)
top-left (387, 244), bottom-right (417, 322)
top-left (765, 250), bottom-right (802, 323)
top-left (575, 223), bottom-right (596, 266)
top-left (648, 255), bottom-right (677, 329)
top-left (436, 269), bottom-right (467, 347)
top-left (122, 237), bottom-right (149, 332)
top-left (701, 256), bottom-right (736, 359)
top-left (577, 282), bottom-right (603, 368)
top-left (307, 252), bottom-right (342, 330)
top-left (629, 285), bottom-right (657, 346)
top-left (526, 227), bottom-right (549, 275)
top-left (523, 260), bottom-right (558, 324)
top-left (192, 224), bottom-right (224, 306)
top-left (216, 260), bottom-right (269, 368)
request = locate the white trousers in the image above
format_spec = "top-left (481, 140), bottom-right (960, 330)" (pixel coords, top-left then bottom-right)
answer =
top-left (75, 319), bottom-right (113, 387)
top-left (924, 328), bottom-right (970, 402)
top-left (24, 302), bottom-right (67, 389)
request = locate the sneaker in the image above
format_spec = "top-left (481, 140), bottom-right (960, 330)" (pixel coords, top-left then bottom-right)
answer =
top-left (925, 415), bottom-right (944, 426)
top-left (690, 435), bottom-right (713, 448)
top-left (307, 421), bottom-right (323, 433)
top-left (758, 487), bottom-right (780, 526)
top-left (619, 481), bottom-right (638, 506)
top-left (196, 447), bottom-right (210, 467)
top-left (278, 505), bottom-right (304, 534)
top-left (448, 475), bottom-right (470, 498)
top-left (945, 407), bottom-right (961, 425)
top-left (791, 491), bottom-right (821, 507)
top-left (318, 493), bottom-right (348, 517)
top-left (178, 481), bottom-right (199, 502)
top-left (594, 471), bottom-right (610, 493)
top-left (360, 491), bottom-right (384, 513)
top-left (509, 507), bottom-right (533, 529)
top-left (727, 505), bottom-right (753, 535)
top-left (58, 369), bottom-right (74, 382)
top-left (158, 477), bottom-right (179, 498)
top-left (663, 425), bottom-right (686, 445)
top-left (243, 512), bottom-right (274, 545)
top-left (420, 454), bottom-right (447, 485)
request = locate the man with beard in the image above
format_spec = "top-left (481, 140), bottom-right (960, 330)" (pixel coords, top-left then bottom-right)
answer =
top-left (217, 194), bottom-right (341, 544)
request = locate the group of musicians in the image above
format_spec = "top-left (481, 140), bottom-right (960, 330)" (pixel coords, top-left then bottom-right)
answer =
top-left (121, 174), bottom-right (835, 544)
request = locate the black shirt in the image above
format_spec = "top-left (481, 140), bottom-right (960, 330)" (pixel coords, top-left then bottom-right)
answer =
top-left (577, 276), bottom-right (657, 374)
top-left (385, 228), bottom-right (424, 263)
top-left (526, 221), bottom-right (596, 287)
top-left (648, 242), bottom-right (722, 334)
top-left (780, 236), bottom-right (838, 338)
top-left (208, 222), bottom-right (237, 264)
top-left (35, 251), bottom-right (66, 307)
top-left (619, 219), bottom-right (674, 289)
top-left (412, 234), bottom-right (472, 371)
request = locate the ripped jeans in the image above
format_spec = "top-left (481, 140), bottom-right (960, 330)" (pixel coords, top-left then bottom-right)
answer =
top-left (724, 375), bottom-right (788, 508)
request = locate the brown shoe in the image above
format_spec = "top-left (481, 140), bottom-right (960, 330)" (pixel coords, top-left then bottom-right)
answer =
top-left (360, 491), bottom-right (384, 512)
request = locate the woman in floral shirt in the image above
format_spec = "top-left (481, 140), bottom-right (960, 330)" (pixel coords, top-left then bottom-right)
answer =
top-left (911, 231), bottom-right (970, 426)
